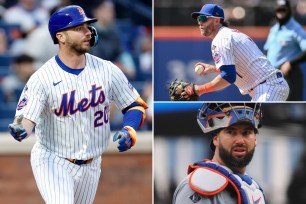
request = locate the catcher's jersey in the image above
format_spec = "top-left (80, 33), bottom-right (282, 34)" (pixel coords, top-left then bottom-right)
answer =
top-left (212, 27), bottom-right (277, 94)
top-left (15, 53), bottom-right (139, 159)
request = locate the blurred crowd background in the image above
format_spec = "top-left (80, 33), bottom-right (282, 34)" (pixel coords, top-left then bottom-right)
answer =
top-left (154, 103), bottom-right (306, 204)
top-left (0, 0), bottom-right (152, 132)
top-left (155, 0), bottom-right (306, 26)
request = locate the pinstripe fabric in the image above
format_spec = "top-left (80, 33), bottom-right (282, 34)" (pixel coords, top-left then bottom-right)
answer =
top-left (249, 73), bottom-right (290, 101)
top-left (212, 27), bottom-right (289, 101)
top-left (15, 53), bottom-right (139, 203)
top-left (31, 143), bottom-right (101, 204)
top-left (16, 53), bottom-right (139, 159)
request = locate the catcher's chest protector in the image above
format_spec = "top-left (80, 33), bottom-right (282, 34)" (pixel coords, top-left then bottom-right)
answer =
top-left (188, 161), bottom-right (265, 204)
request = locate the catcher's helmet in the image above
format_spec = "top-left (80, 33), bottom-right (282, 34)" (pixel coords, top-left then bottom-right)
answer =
top-left (197, 103), bottom-right (262, 150)
top-left (48, 5), bottom-right (97, 44)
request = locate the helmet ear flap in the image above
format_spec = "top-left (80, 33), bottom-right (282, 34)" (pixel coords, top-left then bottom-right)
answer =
top-left (88, 26), bottom-right (99, 47)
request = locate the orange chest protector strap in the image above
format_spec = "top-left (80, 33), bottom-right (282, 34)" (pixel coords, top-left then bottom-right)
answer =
top-left (188, 161), bottom-right (265, 204)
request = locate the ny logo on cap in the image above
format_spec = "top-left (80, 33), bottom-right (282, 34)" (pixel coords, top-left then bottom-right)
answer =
top-left (77, 7), bottom-right (85, 15)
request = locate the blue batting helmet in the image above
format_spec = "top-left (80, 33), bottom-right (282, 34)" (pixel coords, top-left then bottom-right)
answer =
top-left (48, 5), bottom-right (97, 44)
top-left (197, 103), bottom-right (262, 151)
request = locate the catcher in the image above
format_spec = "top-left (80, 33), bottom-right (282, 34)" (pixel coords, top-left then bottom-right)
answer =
top-left (169, 4), bottom-right (289, 101)
top-left (173, 103), bottom-right (266, 204)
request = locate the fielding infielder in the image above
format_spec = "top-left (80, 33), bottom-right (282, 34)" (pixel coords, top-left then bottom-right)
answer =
top-left (8, 5), bottom-right (148, 204)
top-left (173, 103), bottom-right (265, 204)
top-left (190, 4), bottom-right (289, 101)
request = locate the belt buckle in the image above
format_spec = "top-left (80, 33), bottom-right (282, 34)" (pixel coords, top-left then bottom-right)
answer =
top-left (66, 158), bottom-right (93, 165)
top-left (67, 158), bottom-right (83, 165)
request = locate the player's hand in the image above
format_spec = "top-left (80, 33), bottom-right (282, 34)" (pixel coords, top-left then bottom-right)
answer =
top-left (113, 126), bottom-right (136, 152)
top-left (8, 115), bottom-right (28, 142)
top-left (195, 62), bottom-right (219, 75)
top-left (280, 61), bottom-right (291, 76)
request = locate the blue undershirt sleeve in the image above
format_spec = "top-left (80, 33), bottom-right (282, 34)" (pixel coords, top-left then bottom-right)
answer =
top-left (219, 65), bottom-right (236, 84)
top-left (123, 109), bottom-right (143, 130)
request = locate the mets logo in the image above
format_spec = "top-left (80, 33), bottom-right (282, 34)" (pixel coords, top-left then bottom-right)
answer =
top-left (213, 51), bottom-right (222, 64)
top-left (77, 7), bottom-right (85, 15)
top-left (17, 95), bottom-right (28, 110)
top-left (54, 84), bottom-right (106, 117)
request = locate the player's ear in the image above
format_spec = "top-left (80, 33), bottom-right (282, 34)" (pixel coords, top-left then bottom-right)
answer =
top-left (213, 135), bottom-right (219, 148)
top-left (215, 18), bottom-right (221, 25)
top-left (56, 31), bottom-right (65, 44)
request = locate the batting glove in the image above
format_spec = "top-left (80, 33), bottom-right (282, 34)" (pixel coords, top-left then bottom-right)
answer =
top-left (8, 115), bottom-right (28, 142)
top-left (113, 126), bottom-right (136, 152)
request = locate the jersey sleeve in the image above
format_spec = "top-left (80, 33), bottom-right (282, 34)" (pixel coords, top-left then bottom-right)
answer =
top-left (109, 63), bottom-right (140, 110)
top-left (15, 71), bottom-right (47, 124)
top-left (212, 36), bottom-right (235, 69)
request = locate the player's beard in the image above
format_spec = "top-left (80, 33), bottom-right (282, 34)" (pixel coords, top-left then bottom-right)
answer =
top-left (219, 142), bottom-right (255, 169)
top-left (69, 41), bottom-right (90, 55)
top-left (65, 33), bottom-right (90, 55)
top-left (201, 22), bottom-right (215, 37)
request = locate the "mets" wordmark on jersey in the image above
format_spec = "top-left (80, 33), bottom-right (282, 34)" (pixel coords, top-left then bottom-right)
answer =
top-left (54, 84), bottom-right (106, 117)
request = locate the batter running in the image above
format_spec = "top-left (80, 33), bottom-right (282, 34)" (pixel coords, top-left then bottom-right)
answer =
top-left (183, 4), bottom-right (289, 101)
top-left (7, 5), bottom-right (147, 204)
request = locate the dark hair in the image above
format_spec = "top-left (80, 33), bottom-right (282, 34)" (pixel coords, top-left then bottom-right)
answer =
top-left (221, 20), bottom-right (230, 27)
top-left (13, 54), bottom-right (34, 64)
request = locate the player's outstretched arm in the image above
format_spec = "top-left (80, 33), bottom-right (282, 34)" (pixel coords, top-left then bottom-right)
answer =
top-left (195, 75), bottom-right (231, 96)
top-left (195, 64), bottom-right (236, 96)
top-left (113, 97), bottom-right (148, 152)
top-left (8, 115), bottom-right (35, 142)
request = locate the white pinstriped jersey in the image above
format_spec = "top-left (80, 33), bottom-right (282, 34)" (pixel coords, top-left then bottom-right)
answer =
top-left (212, 27), bottom-right (278, 94)
top-left (15, 53), bottom-right (139, 160)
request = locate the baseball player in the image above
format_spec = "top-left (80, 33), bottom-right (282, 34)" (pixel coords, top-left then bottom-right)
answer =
top-left (187, 4), bottom-right (289, 101)
top-left (264, 0), bottom-right (306, 101)
top-left (7, 5), bottom-right (148, 204)
top-left (173, 103), bottom-right (265, 204)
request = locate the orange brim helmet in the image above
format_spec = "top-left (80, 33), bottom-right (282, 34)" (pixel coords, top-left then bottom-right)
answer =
top-left (197, 103), bottom-right (262, 150)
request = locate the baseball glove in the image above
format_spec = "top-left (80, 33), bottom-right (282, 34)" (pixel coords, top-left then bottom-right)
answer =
top-left (169, 79), bottom-right (199, 101)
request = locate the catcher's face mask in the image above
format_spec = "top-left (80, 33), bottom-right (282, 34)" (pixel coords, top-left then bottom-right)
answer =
top-left (197, 103), bottom-right (262, 134)
top-left (197, 103), bottom-right (262, 151)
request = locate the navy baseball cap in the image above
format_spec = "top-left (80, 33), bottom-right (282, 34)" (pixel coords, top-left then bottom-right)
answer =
top-left (276, 0), bottom-right (290, 10)
top-left (191, 4), bottom-right (224, 20)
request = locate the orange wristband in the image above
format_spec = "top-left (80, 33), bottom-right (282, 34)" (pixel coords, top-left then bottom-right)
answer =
top-left (214, 67), bottom-right (220, 73)
top-left (197, 82), bottom-right (216, 95)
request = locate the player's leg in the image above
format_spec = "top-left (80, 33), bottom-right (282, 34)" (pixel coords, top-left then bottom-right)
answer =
top-left (73, 157), bottom-right (102, 204)
top-left (252, 77), bottom-right (289, 101)
top-left (31, 144), bottom-right (75, 204)
top-left (250, 84), bottom-right (269, 102)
